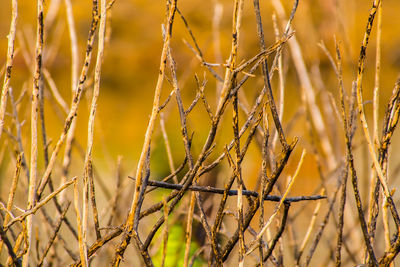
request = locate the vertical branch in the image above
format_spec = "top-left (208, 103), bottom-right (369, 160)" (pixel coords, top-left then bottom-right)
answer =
top-left (64, 0), bottom-right (79, 91)
top-left (271, 0), bottom-right (336, 170)
top-left (23, 0), bottom-right (43, 265)
top-left (61, 0), bottom-right (80, 202)
top-left (334, 41), bottom-right (349, 267)
top-left (134, 147), bottom-right (151, 230)
top-left (382, 197), bottom-right (391, 259)
top-left (355, 5), bottom-right (400, 261)
top-left (0, 154), bottom-right (22, 254)
top-left (348, 143), bottom-right (377, 265)
top-left (253, 0), bottom-right (287, 148)
top-left (372, 0), bottom-right (382, 146)
top-left (215, 0), bottom-right (243, 113)
top-left (222, 5), bottom-right (246, 260)
top-left (6, 154), bottom-right (23, 223)
top-left (36, 0), bottom-right (100, 198)
top-left (355, 0), bottom-right (393, 214)
top-left (160, 113), bottom-right (179, 183)
top-left (366, 0), bottom-right (383, 250)
top-left (74, 180), bottom-right (88, 267)
top-left (0, 0), bottom-right (18, 141)
top-left (258, 107), bottom-right (269, 267)
top-left (112, 1), bottom-right (177, 265)
top-left (343, 80), bottom-right (377, 264)
top-left (377, 81), bottom-right (400, 265)
top-left (160, 198), bottom-right (169, 267)
top-left (271, 14), bottom-right (285, 152)
top-left (213, 1), bottom-right (245, 264)
top-left (83, 0), bottom-right (107, 242)
top-left (183, 192), bottom-right (196, 267)
top-left (227, 3), bottom-right (247, 260)
top-left (335, 166), bottom-right (349, 267)
top-left (233, 93), bottom-right (245, 266)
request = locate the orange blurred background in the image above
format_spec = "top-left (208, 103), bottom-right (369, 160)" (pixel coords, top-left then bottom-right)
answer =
top-left (1, 0), bottom-right (400, 264)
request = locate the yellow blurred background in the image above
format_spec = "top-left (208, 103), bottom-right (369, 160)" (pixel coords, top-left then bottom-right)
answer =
top-left (1, 0), bottom-right (399, 185)
top-left (1, 0), bottom-right (400, 265)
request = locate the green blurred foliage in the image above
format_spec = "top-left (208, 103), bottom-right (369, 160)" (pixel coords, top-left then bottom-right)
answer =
top-left (152, 224), bottom-right (204, 267)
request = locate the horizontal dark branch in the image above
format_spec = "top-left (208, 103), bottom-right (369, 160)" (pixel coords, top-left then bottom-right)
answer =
top-left (128, 176), bottom-right (326, 203)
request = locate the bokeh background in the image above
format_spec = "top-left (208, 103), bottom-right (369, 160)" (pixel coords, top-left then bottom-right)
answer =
top-left (1, 0), bottom-right (400, 265)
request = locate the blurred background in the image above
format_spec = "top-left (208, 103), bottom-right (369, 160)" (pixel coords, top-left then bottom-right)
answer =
top-left (1, 0), bottom-right (400, 265)
top-left (1, 0), bottom-right (399, 187)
